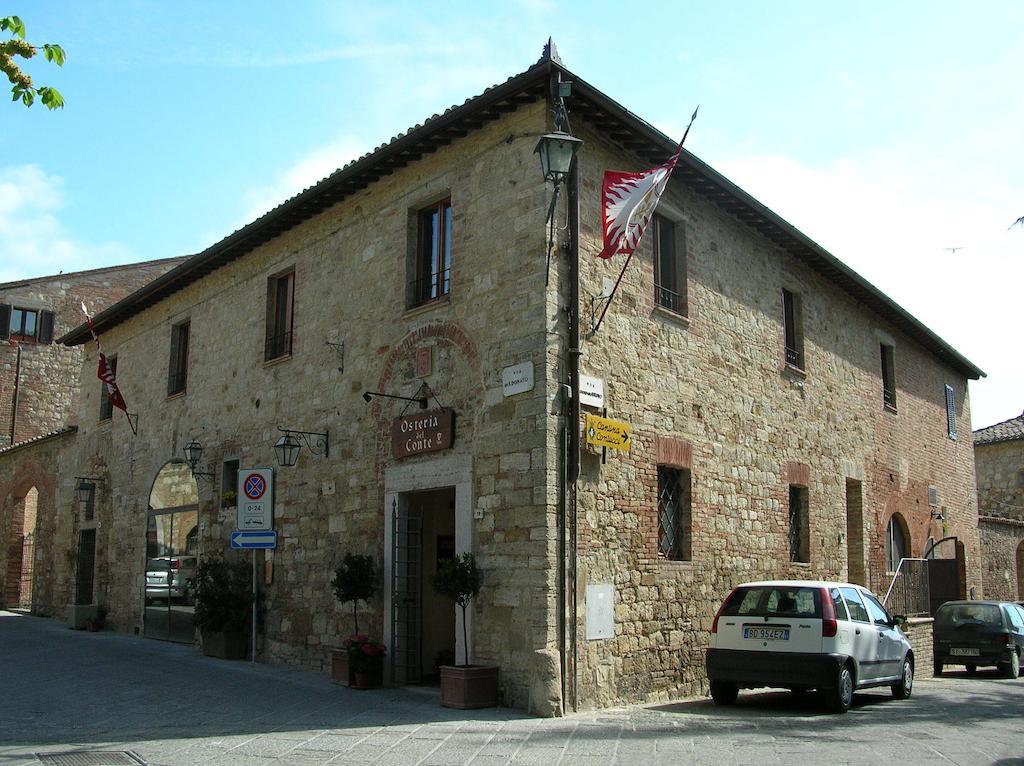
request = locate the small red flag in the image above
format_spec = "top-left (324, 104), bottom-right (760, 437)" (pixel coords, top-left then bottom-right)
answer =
top-left (81, 302), bottom-right (129, 413)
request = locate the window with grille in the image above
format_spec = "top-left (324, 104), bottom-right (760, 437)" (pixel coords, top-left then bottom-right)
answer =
top-left (265, 269), bottom-right (295, 361)
top-left (945, 384), bottom-right (957, 439)
top-left (880, 343), bottom-right (896, 410)
top-left (658, 466), bottom-right (692, 561)
top-left (410, 198), bottom-right (452, 308)
top-left (653, 214), bottom-right (687, 315)
top-left (788, 485), bottom-right (809, 563)
top-left (99, 355), bottom-right (117, 421)
top-left (167, 321), bottom-right (189, 396)
top-left (782, 289), bottom-right (804, 369)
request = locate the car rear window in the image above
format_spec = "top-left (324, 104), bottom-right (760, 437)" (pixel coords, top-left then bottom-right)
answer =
top-left (722, 586), bottom-right (822, 618)
top-left (935, 603), bottom-right (1003, 628)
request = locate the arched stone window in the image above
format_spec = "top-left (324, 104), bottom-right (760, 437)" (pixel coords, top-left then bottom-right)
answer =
top-left (886, 513), bottom-right (909, 573)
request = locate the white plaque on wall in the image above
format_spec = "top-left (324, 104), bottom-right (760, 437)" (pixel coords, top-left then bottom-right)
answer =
top-left (585, 583), bottom-right (614, 640)
top-left (501, 361), bottom-right (535, 397)
top-left (579, 374), bottom-right (605, 409)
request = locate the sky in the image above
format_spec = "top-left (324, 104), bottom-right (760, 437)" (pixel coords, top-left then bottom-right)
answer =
top-left (2, 1), bottom-right (1021, 430)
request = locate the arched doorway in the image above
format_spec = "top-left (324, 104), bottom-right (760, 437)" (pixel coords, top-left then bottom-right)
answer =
top-left (144, 461), bottom-right (199, 643)
top-left (885, 513), bottom-right (909, 573)
top-left (4, 486), bottom-right (38, 610)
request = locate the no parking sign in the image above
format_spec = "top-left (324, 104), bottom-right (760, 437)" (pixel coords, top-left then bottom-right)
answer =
top-left (237, 468), bottom-right (273, 531)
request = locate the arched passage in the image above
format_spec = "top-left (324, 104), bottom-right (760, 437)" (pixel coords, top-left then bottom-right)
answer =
top-left (4, 486), bottom-right (38, 610)
top-left (144, 461), bottom-right (199, 643)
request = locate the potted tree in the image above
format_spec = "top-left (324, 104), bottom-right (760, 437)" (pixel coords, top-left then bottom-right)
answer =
top-left (431, 552), bottom-right (499, 708)
top-left (329, 553), bottom-right (380, 686)
top-left (193, 555), bottom-right (253, 659)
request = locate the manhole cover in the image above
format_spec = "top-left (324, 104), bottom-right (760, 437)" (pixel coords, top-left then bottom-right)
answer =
top-left (35, 752), bottom-right (147, 766)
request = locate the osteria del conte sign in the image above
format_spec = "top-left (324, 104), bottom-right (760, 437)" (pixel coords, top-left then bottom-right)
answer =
top-left (391, 408), bottom-right (456, 458)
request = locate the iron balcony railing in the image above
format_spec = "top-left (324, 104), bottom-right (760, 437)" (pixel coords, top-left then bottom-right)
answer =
top-left (409, 268), bottom-right (451, 307)
top-left (883, 387), bottom-right (897, 410)
top-left (264, 330), bottom-right (293, 361)
top-left (655, 285), bottom-right (686, 315)
top-left (785, 345), bottom-right (803, 368)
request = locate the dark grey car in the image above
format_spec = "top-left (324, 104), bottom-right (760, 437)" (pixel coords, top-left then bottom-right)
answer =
top-left (933, 600), bottom-right (1024, 678)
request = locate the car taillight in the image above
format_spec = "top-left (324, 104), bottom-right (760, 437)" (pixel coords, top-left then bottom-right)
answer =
top-left (712, 588), bottom-right (736, 634)
top-left (820, 587), bottom-right (838, 637)
top-left (170, 560), bottom-right (180, 570)
top-left (997, 633), bottom-right (1011, 645)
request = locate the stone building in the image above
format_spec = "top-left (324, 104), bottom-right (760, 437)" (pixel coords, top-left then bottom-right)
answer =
top-left (0, 259), bottom-right (186, 612)
top-left (0, 260), bottom-right (187, 448)
top-left (975, 412), bottom-right (1024, 600)
top-left (1, 49), bottom-right (984, 713)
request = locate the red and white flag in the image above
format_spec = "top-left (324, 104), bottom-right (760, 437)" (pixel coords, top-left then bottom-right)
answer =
top-left (596, 107), bottom-right (698, 261)
top-left (596, 143), bottom-right (684, 260)
top-left (81, 302), bottom-right (128, 412)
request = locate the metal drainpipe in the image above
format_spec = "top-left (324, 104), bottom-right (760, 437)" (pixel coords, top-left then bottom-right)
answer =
top-left (10, 343), bottom-right (22, 444)
top-left (567, 155), bottom-right (581, 712)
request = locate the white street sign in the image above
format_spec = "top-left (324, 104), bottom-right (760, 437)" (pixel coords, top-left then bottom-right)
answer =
top-left (237, 468), bottom-right (274, 531)
top-left (579, 374), bottom-right (605, 408)
top-left (501, 361), bottom-right (535, 397)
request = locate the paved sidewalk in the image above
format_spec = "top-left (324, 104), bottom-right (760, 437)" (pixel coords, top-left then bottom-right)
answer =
top-left (1, 610), bottom-right (1022, 765)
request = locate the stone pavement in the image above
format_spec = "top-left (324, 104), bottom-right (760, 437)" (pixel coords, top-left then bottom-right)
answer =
top-left (1, 610), bottom-right (1022, 766)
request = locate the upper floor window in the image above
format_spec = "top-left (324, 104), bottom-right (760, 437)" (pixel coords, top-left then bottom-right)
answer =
top-left (880, 343), bottom-right (896, 410)
top-left (99, 355), bottom-right (117, 421)
top-left (782, 289), bottom-right (804, 369)
top-left (265, 269), bottom-right (295, 361)
top-left (410, 198), bottom-right (452, 308)
top-left (653, 214), bottom-right (686, 315)
top-left (167, 321), bottom-right (190, 396)
top-left (0, 304), bottom-right (54, 344)
top-left (945, 384), bottom-right (957, 439)
top-left (657, 465), bottom-right (692, 561)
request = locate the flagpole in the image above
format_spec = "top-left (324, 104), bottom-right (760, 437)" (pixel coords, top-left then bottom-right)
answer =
top-left (590, 106), bottom-right (699, 337)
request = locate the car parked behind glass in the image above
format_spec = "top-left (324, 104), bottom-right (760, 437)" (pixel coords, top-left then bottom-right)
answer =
top-left (706, 580), bottom-right (914, 713)
top-left (145, 555), bottom-right (197, 603)
top-left (933, 600), bottom-right (1024, 678)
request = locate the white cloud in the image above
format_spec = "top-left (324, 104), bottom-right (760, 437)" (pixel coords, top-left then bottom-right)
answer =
top-left (713, 151), bottom-right (1024, 430)
top-left (0, 165), bottom-right (134, 283)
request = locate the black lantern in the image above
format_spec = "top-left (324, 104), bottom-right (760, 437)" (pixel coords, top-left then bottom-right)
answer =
top-left (274, 433), bottom-right (302, 467)
top-left (273, 427), bottom-right (329, 468)
top-left (75, 477), bottom-right (97, 506)
top-left (183, 439), bottom-right (204, 471)
top-left (534, 131), bottom-right (583, 185)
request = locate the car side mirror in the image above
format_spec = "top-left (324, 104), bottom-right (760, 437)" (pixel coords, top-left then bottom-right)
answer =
top-left (891, 614), bottom-right (908, 628)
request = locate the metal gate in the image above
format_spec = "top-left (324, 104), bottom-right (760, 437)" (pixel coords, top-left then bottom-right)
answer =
top-left (17, 532), bottom-right (34, 609)
top-left (391, 499), bottom-right (422, 685)
top-left (925, 536), bottom-right (963, 615)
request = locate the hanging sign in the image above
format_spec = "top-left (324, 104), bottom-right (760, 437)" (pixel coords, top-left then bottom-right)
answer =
top-left (585, 413), bottom-right (631, 451)
top-left (237, 468), bottom-right (274, 531)
top-left (391, 408), bottom-right (456, 458)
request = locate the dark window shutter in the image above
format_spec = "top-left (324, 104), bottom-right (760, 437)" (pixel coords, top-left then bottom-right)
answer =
top-left (38, 310), bottom-right (55, 344)
top-left (945, 385), bottom-right (957, 439)
top-left (0, 304), bottom-right (10, 341)
top-left (168, 325), bottom-right (181, 395)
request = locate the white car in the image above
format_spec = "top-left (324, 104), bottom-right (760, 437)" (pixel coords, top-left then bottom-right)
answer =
top-left (706, 580), bottom-right (914, 713)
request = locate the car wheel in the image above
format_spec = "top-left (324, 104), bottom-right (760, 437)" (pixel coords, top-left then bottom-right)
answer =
top-left (965, 664), bottom-right (977, 676)
top-left (891, 658), bottom-right (914, 699)
top-left (1000, 651), bottom-right (1020, 679)
top-left (933, 662), bottom-right (943, 677)
top-left (710, 681), bottom-right (738, 705)
top-left (825, 664), bottom-right (854, 714)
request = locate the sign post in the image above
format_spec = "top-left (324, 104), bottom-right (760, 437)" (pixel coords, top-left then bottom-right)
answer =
top-left (235, 468), bottom-right (275, 662)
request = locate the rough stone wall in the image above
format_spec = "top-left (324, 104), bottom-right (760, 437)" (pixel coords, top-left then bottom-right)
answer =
top-left (60, 101), bottom-right (552, 707)
top-left (976, 438), bottom-right (1024, 600)
top-left (903, 618), bottom-right (934, 677)
top-left (0, 259), bottom-right (187, 448)
top-left (568, 123), bottom-right (980, 709)
top-left (0, 429), bottom-right (76, 614)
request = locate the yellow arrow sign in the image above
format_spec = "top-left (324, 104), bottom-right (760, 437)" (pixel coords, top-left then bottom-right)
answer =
top-left (585, 413), bottom-right (631, 451)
